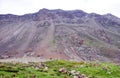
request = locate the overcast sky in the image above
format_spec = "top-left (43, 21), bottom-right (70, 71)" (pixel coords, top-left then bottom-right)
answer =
top-left (0, 0), bottom-right (120, 17)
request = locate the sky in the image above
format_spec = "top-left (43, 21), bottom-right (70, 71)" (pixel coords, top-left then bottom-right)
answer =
top-left (0, 0), bottom-right (120, 17)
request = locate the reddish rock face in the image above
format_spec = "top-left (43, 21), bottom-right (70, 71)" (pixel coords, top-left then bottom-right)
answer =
top-left (0, 9), bottom-right (120, 63)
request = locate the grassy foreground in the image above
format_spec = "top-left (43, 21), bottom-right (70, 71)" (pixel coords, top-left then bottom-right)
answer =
top-left (0, 60), bottom-right (120, 78)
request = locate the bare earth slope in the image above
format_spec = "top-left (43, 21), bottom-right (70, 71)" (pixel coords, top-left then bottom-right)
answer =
top-left (0, 9), bottom-right (120, 63)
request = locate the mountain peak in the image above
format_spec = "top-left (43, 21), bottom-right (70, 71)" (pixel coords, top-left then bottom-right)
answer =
top-left (38, 8), bottom-right (49, 12)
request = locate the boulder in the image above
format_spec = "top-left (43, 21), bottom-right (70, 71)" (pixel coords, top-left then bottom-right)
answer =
top-left (43, 67), bottom-right (48, 72)
top-left (59, 67), bottom-right (67, 74)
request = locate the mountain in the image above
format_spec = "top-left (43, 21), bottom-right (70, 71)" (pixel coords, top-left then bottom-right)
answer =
top-left (0, 9), bottom-right (120, 63)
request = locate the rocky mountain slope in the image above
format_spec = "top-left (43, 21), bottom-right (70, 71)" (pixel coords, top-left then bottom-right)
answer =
top-left (0, 9), bottom-right (120, 63)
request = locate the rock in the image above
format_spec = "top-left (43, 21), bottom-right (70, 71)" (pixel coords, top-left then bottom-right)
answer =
top-left (43, 67), bottom-right (48, 72)
top-left (81, 74), bottom-right (87, 78)
top-left (37, 62), bottom-right (46, 68)
top-left (38, 21), bottom-right (51, 27)
top-left (70, 70), bottom-right (76, 75)
top-left (73, 74), bottom-right (86, 78)
top-left (73, 76), bottom-right (79, 78)
top-left (102, 66), bottom-right (109, 72)
top-left (80, 65), bottom-right (84, 68)
top-left (70, 70), bottom-right (80, 76)
top-left (76, 71), bottom-right (80, 75)
top-left (0, 55), bottom-right (10, 59)
top-left (59, 67), bottom-right (67, 74)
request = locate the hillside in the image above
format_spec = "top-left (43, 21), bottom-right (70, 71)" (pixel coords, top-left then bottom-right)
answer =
top-left (0, 9), bottom-right (120, 63)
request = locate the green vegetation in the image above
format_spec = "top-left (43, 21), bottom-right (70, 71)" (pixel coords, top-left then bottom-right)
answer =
top-left (0, 60), bottom-right (120, 78)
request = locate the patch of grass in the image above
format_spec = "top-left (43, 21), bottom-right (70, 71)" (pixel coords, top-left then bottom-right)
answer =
top-left (0, 60), bottom-right (120, 78)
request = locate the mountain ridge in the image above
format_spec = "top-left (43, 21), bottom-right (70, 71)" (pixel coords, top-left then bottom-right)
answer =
top-left (0, 8), bottom-right (119, 21)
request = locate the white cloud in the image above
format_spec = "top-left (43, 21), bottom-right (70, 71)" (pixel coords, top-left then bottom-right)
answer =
top-left (0, 0), bottom-right (120, 17)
